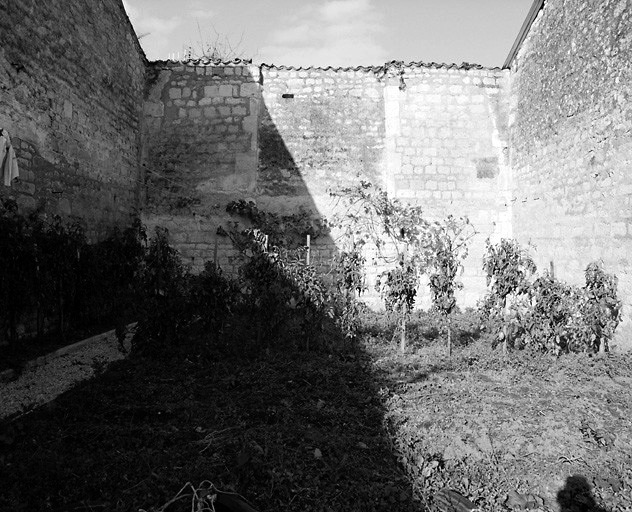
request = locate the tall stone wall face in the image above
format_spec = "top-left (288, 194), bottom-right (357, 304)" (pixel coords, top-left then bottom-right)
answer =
top-left (258, 66), bottom-right (387, 290)
top-left (258, 66), bottom-right (385, 204)
top-left (0, 0), bottom-right (146, 238)
top-left (387, 66), bottom-right (511, 304)
top-left (510, 0), bottom-right (632, 348)
top-left (143, 62), bottom-right (261, 211)
top-left (142, 61), bottom-right (510, 306)
top-left (142, 62), bottom-right (263, 273)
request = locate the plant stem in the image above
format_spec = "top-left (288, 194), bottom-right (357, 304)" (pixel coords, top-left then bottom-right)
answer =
top-left (447, 315), bottom-right (452, 357)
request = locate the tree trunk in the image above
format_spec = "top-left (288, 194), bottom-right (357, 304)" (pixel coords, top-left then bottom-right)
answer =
top-left (447, 316), bottom-right (452, 357)
top-left (599, 338), bottom-right (606, 353)
top-left (502, 297), bottom-right (509, 355)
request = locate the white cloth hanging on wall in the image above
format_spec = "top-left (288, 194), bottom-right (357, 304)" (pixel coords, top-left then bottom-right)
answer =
top-left (0, 129), bottom-right (19, 186)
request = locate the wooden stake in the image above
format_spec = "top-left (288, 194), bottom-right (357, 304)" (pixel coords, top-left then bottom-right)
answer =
top-left (213, 236), bottom-right (219, 270)
top-left (550, 260), bottom-right (555, 278)
top-left (306, 234), bottom-right (311, 265)
top-left (264, 235), bottom-right (269, 252)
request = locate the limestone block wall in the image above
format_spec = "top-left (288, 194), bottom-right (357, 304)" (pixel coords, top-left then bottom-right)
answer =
top-left (142, 61), bottom-right (510, 307)
top-left (0, 0), bottom-right (146, 238)
top-left (143, 62), bottom-right (261, 211)
top-left (142, 61), bottom-right (263, 273)
top-left (258, 65), bottom-right (385, 202)
top-left (386, 65), bottom-right (511, 304)
top-left (257, 65), bottom-right (387, 282)
top-left (509, 0), bottom-right (632, 347)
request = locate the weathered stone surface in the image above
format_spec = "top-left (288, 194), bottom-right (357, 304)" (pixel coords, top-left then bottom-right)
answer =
top-left (0, 0), bottom-right (145, 239)
top-left (510, 0), bottom-right (632, 349)
top-left (142, 62), bottom-right (511, 304)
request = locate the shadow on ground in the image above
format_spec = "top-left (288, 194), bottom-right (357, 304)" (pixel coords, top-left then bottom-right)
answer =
top-left (0, 328), bottom-right (422, 512)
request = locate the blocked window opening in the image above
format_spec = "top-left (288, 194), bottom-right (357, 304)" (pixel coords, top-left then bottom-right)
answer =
top-left (475, 157), bottom-right (500, 179)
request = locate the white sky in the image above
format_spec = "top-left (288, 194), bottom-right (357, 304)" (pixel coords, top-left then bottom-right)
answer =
top-left (123, 0), bottom-right (534, 67)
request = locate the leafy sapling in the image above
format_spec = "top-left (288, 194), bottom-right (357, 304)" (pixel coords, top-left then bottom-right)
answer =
top-left (481, 238), bottom-right (537, 353)
top-left (330, 181), bottom-right (436, 352)
top-left (427, 216), bottom-right (475, 357)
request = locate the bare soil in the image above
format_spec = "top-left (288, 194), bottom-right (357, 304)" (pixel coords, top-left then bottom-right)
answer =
top-left (367, 335), bottom-right (632, 512)
top-left (1, 315), bottom-right (631, 512)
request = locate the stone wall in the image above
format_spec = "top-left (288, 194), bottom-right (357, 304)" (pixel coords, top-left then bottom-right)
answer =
top-left (385, 65), bottom-right (511, 304)
top-left (142, 60), bottom-right (510, 306)
top-left (509, 0), bottom-right (632, 347)
top-left (3, 0), bottom-right (630, 342)
top-left (258, 65), bottom-right (385, 201)
top-left (258, 66), bottom-right (387, 283)
top-left (0, 0), bottom-right (146, 239)
top-left (142, 61), bottom-right (263, 274)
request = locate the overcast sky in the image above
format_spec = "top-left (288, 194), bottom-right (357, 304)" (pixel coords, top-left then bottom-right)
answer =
top-left (123, 0), bottom-right (533, 68)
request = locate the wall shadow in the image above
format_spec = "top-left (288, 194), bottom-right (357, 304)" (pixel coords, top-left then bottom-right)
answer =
top-left (0, 63), bottom-right (425, 511)
top-left (141, 63), bottom-right (347, 275)
top-left (0, 313), bottom-right (424, 511)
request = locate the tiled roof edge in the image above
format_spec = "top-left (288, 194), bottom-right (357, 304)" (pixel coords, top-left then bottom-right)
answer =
top-left (260, 61), bottom-right (504, 72)
top-left (147, 58), bottom-right (503, 72)
top-left (150, 58), bottom-right (254, 66)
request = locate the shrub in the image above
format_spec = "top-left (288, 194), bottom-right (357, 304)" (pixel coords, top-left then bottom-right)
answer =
top-left (0, 199), bottom-right (38, 343)
top-left (481, 239), bottom-right (622, 354)
top-left (481, 238), bottom-right (537, 313)
top-left (133, 227), bottom-right (194, 354)
top-left (376, 262), bottom-right (417, 314)
top-left (32, 214), bottom-right (86, 339)
top-left (330, 248), bottom-right (367, 341)
top-left (76, 218), bottom-right (146, 331)
top-left (517, 274), bottom-right (580, 352)
top-left (331, 249), bottom-right (366, 296)
top-left (192, 261), bottom-right (241, 333)
top-left (331, 182), bottom-right (476, 353)
top-left (330, 181), bottom-right (433, 352)
top-left (225, 202), bottom-right (363, 350)
top-left (578, 262), bottom-right (622, 352)
top-left (225, 199), bottom-right (327, 249)
top-left (233, 229), bottom-right (334, 350)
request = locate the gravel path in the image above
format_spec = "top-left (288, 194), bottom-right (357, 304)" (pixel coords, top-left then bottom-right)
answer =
top-left (0, 330), bottom-right (131, 421)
